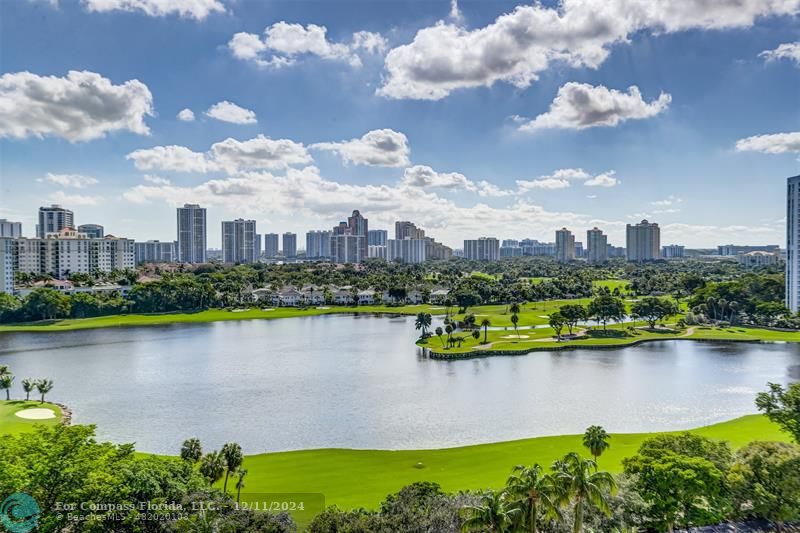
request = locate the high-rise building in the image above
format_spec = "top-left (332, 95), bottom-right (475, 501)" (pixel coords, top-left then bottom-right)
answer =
top-left (0, 238), bottom-right (13, 293)
top-left (176, 204), bottom-right (207, 263)
top-left (520, 239), bottom-right (555, 256)
top-left (626, 219), bottom-right (661, 262)
top-left (221, 219), bottom-right (257, 264)
top-left (463, 237), bottom-right (500, 261)
top-left (331, 233), bottom-right (364, 264)
top-left (786, 175), bottom-right (800, 312)
top-left (387, 238), bottom-right (427, 264)
top-left (586, 228), bottom-right (608, 264)
top-left (37, 205), bottom-right (74, 238)
top-left (500, 244), bottom-right (523, 257)
top-left (718, 244), bottom-right (780, 256)
top-left (282, 232), bottom-right (297, 259)
top-left (368, 245), bottom-right (387, 259)
top-left (555, 228), bottom-right (575, 262)
top-left (347, 210), bottom-right (368, 260)
top-left (662, 244), bottom-right (685, 259)
top-left (134, 240), bottom-right (177, 264)
top-left (255, 234), bottom-right (262, 258)
top-left (0, 219), bottom-right (22, 238)
top-left (78, 224), bottom-right (104, 239)
top-left (368, 229), bottom-right (388, 246)
top-left (306, 230), bottom-right (332, 259)
top-left (264, 233), bottom-right (279, 258)
top-left (395, 221), bottom-right (425, 240)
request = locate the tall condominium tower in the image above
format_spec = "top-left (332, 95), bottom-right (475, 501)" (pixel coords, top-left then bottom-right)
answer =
top-left (368, 229), bottom-right (388, 246)
top-left (786, 175), bottom-right (800, 312)
top-left (221, 219), bottom-right (257, 264)
top-left (78, 224), bottom-right (104, 239)
top-left (626, 219), bottom-right (661, 262)
top-left (264, 233), bottom-right (279, 258)
top-left (176, 203), bottom-right (207, 263)
top-left (306, 230), bottom-right (332, 259)
top-left (347, 210), bottom-right (368, 261)
top-left (586, 227), bottom-right (608, 264)
top-left (282, 232), bottom-right (297, 258)
top-left (0, 219), bottom-right (22, 238)
top-left (463, 237), bottom-right (500, 261)
top-left (37, 205), bottom-right (74, 238)
top-left (555, 228), bottom-right (575, 263)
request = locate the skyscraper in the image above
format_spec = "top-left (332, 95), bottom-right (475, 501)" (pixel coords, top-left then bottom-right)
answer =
top-left (78, 224), bottom-right (104, 239)
top-left (347, 210), bottom-right (368, 260)
top-left (0, 219), bottom-right (22, 238)
top-left (221, 219), bottom-right (257, 264)
top-left (555, 228), bottom-right (575, 262)
top-left (626, 219), bottom-right (661, 262)
top-left (395, 221), bottom-right (425, 240)
top-left (368, 229), bottom-right (388, 246)
top-left (331, 233), bottom-right (363, 263)
top-left (176, 204), bottom-right (207, 263)
top-left (0, 238), bottom-right (13, 294)
top-left (463, 237), bottom-right (500, 261)
top-left (37, 205), bottom-right (74, 238)
top-left (786, 175), bottom-right (800, 312)
top-left (282, 232), bottom-right (297, 258)
top-left (264, 233), bottom-right (279, 258)
top-left (306, 230), bottom-right (332, 259)
top-left (586, 227), bottom-right (608, 264)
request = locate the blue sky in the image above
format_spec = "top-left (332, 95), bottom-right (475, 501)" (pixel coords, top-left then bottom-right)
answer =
top-left (1, 0), bottom-right (799, 249)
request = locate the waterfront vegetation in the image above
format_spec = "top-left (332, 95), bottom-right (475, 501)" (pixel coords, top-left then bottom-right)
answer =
top-left (0, 399), bottom-right (62, 435)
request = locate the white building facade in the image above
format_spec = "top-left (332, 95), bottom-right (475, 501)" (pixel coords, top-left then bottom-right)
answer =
top-left (786, 175), bottom-right (800, 312)
top-left (177, 204), bottom-right (207, 263)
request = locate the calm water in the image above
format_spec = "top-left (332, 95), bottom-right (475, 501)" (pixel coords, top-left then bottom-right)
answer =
top-left (1, 315), bottom-right (798, 454)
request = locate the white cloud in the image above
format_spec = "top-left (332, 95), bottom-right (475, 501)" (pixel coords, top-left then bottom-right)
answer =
top-left (47, 190), bottom-right (102, 206)
top-left (735, 131), bottom-right (800, 154)
top-left (760, 41), bottom-right (800, 66)
top-left (41, 173), bottom-right (99, 188)
top-left (401, 165), bottom-right (475, 190)
top-left (204, 101), bottom-right (257, 124)
top-left (520, 83), bottom-right (671, 131)
top-left (177, 108), bottom-right (195, 121)
top-left (82, 0), bottom-right (225, 20)
top-left (650, 195), bottom-right (682, 207)
top-left (476, 180), bottom-right (513, 197)
top-left (127, 135), bottom-right (312, 174)
top-left (312, 129), bottom-right (410, 167)
top-left (0, 70), bottom-right (153, 142)
top-left (378, 0), bottom-right (800, 100)
top-left (228, 22), bottom-right (386, 68)
top-left (143, 174), bottom-right (171, 185)
top-left (517, 177), bottom-right (571, 191)
top-left (584, 171), bottom-right (619, 187)
top-left (449, 0), bottom-right (463, 23)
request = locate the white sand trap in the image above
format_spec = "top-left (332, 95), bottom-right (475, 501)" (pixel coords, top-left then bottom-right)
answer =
top-left (500, 334), bottom-right (530, 339)
top-left (15, 408), bottom-right (56, 420)
top-left (538, 315), bottom-right (550, 318)
top-left (261, 308), bottom-right (275, 311)
top-left (428, 307), bottom-right (444, 310)
top-left (317, 306), bottom-right (331, 309)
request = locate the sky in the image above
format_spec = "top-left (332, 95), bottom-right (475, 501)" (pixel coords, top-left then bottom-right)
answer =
top-left (1, 0), bottom-right (799, 250)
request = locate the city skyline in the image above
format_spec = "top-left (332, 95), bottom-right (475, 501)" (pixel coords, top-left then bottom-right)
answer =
top-left (2, 1), bottom-right (799, 248)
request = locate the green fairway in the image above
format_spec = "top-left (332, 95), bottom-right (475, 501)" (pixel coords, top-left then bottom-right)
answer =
top-left (226, 415), bottom-right (788, 512)
top-left (0, 400), bottom-right (63, 435)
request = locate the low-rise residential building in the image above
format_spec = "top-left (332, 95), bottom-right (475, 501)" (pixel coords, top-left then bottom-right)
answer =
top-left (134, 240), bottom-right (177, 264)
top-left (661, 244), bottom-right (685, 258)
top-left (430, 288), bottom-right (450, 304)
top-left (738, 251), bottom-right (779, 268)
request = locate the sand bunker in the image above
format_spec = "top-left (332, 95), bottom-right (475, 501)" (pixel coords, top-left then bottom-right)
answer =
top-left (15, 408), bottom-right (56, 420)
top-left (500, 334), bottom-right (530, 339)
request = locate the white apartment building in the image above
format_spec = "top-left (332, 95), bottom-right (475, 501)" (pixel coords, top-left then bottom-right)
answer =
top-left (331, 233), bottom-right (363, 264)
top-left (177, 204), bottom-right (207, 263)
top-left (387, 238), bottom-right (427, 264)
top-left (368, 245), bottom-right (387, 259)
top-left (555, 228), bottom-right (575, 263)
top-left (586, 227), bottom-right (608, 264)
top-left (282, 232), bottom-right (297, 258)
top-left (0, 219), bottom-right (22, 238)
top-left (222, 219), bottom-right (257, 264)
top-left (306, 230), bottom-right (332, 259)
top-left (0, 238), bottom-right (13, 294)
top-left (463, 237), bottom-right (500, 261)
top-left (37, 205), bottom-right (74, 238)
top-left (787, 175), bottom-right (800, 312)
top-left (661, 244), bottom-right (685, 259)
top-left (626, 219), bottom-right (661, 262)
top-left (134, 240), bottom-right (177, 264)
top-left (264, 233), bottom-right (279, 258)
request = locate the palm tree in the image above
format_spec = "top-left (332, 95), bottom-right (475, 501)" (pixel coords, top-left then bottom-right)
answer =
top-left (36, 379), bottom-right (54, 403)
top-left (0, 365), bottom-right (9, 378)
top-left (414, 312), bottom-right (432, 338)
top-left (445, 324), bottom-right (454, 347)
top-left (554, 453), bottom-right (617, 533)
top-left (472, 329), bottom-right (480, 342)
top-left (461, 490), bottom-right (515, 532)
top-left (21, 378), bottom-right (35, 401)
top-left (582, 426), bottom-right (611, 465)
top-left (510, 302), bottom-right (521, 315)
top-left (0, 374), bottom-right (14, 400)
top-left (510, 313), bottom-right (519, 337)
top-left (199, 450), bottom-right (226, 485)
top-left (505, 464), bottom-right (562, 533)
top-left (435, 326), bottom-right (445, 347)
top-left (221, 442), bottom-right (243, 492)
top-left (235, 469), bottom-right (248, 503)
top-left (706, 296), bottom-right (717, 320)
top-left (480, 318), bottom-right (491, 343)
top-left (180, 438), bottom-right (203, 463)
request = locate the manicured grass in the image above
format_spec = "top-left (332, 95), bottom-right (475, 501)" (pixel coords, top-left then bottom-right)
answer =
top-left (0, 400), bottom-right (63, 435)
top-left (592, 279), bottom-right (630, 293)
top-left (227, 415), bottom-right (788, 512)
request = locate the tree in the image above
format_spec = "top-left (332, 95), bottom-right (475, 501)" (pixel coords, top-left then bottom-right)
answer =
top-left (414, 312), bottom-right (432, 338)
top-left (756, 382), bottom-right (800, 443)
top-left (0, 292), bottom-right (21, 323)
top-left (235, 469), bottom-right (248, 503)
top-left (36, 379), bottom-right (54, 403)
top-left (21, 378), bottom-right (35, 401)
top-left (22, 288), bottom-right (71, 321)
top-left (180, 438), bottom-right (203, 463)
top-left (199, 450), bottom-right (226, 485)
top-left (472, 329), bottom-right (480, 341)
top-left (481, 318), bottom-right (491, 344)
top-left (221, 442), bottom-right (243, 492)
top-left (0, 373), bottom-right (14, 400)
top-left (583, 425), bottom-right (611, 464)
top-left (587, 295), bottom-right (626, 331)
top-left (554, 452), bottom-right (617, 533)
top-left (461, 490), bottom-right (515, 532)
top-left (510, 302), bottom-right (521, 315)
top-left (510, 313), bottom-right (519, 337)
top-left (559, 304), bottom-right (587, 336)
top-left (548, 312), bottom-right (565, 341)
top-left (445, 324), bottom-right (454, 347)
top-left (434, 326), bottom-right (445, 348)
top-left (728, 441), bottom-right (800, 532)
top-left (505, 464), bottom-right (561, 533)
top-left (630, 297), bottom-right (679, 329)
top-left (454, 290), bottom-right (481, 313)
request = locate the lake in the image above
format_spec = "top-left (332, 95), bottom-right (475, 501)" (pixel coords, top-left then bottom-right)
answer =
top-left (1, 314), bottom-right (798, 454)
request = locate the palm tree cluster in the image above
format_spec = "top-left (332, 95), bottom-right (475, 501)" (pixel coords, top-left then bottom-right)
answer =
top-left (181, 438), bottom-right (248, 502)
top-left (0, 366), bottom-right (54, 403)
top-left (462, 452), bottom-right (616, 532)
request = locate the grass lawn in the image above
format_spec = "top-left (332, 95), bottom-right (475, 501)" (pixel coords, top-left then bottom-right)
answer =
top-left (226, 415), bottom-right (788, 513)
top-left (0, 400), bottom-right (63, 435)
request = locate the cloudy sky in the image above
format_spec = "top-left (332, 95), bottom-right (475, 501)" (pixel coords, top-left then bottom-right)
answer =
top-left (1, 0), bottom-right (799, 249)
